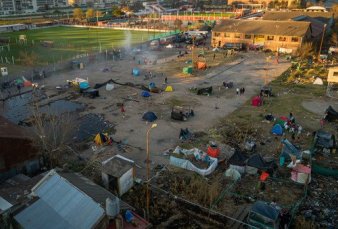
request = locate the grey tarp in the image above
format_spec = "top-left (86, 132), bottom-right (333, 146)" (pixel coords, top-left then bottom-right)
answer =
top-left (228, 151), bottom-right (248, 166)
top-left (280, 139), bottom-right (302, 160)
top-left (251, 201), bottom-right (280, 221)
top-left (246, 154), bottom-right (276, 170)
top-left (314, 130), bottom-right (336, 149)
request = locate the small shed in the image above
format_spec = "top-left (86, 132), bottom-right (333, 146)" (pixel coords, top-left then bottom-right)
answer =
top-left (102, 155), bottom-right (135, 196)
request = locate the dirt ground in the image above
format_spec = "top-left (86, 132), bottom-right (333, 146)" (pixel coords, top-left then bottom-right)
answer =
top-left (25, 47), bottom-right (288, 178)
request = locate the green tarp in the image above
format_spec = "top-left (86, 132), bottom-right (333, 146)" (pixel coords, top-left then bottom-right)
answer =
top-left (312, 162), bottom-right (338, 177)
top-left (183, 66), bottom-right (193, 74)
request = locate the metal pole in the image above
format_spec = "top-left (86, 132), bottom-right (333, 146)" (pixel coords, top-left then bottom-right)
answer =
top-left (146, 127), bottom-right (151, 221)
top-left (318, 24), bottom-right (326, 61)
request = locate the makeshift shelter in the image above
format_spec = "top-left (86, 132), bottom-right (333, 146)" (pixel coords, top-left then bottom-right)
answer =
top-left (272, 124), bottom-right (283, 136)
top-left (183, 66), bottom-right (193, 74)
top-left (228, 151), bottom-right (248, 174)
top-left (225, 168), bottom-right (241, 181)
top-left (79, 82), bottom-right (90, 90)
top-left (142, 112), bottom-right (157, 122)
top-left (165, 85), bottom-right (173, 92)
top-left (252, 96), bottom-right (262, 107)
top-left (248, 201), bottom-right (281, 229)
top-left (179, 128), bottom-right (193, 140)
top-left (102, 155), bottom-right (135, 196)
top-left (246, 154), bottom-right (276, 175)
top-left (314, 130), bottom-right (336, 149)
top-left (132, 68), bottom-right (140, 76)
top-left (148, 82), bottom-right (156, 89)
top-left (197, 62), bottom-right (207, 70)
top-left (291, 164), bottom-right (311, 184)
top-left (169, 146), bottom-right (218, 176)
top-left (197, 86), bottom-right (212, 95)
top-left (280, 139), bottom-right (302, 166)
top-left (324, 106), bottom-right (338, 122)
top-left (141, 91), bottom-right (151, 97)
top-left (313, 77), bottom-right (323, 85)
top-left (94, 133), bottom-right (109, 145)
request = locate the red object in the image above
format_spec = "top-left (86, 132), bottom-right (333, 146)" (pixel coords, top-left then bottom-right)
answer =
top-left (260, 171), bottom-right (269, 181)
top-left (24, 81), bottom-right (32, 87)
top-left (251, 96), bottom-right (262, 107)
top-left (207, 146), bottom-right (220, 158)
top-left (121, 106), bottom-right (125, 113)
top-left (279, 116), bottom-right (288, 121)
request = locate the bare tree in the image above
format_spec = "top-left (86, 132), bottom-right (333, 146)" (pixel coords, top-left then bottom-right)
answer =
top-left (32, 104), bottom-right (76, 168)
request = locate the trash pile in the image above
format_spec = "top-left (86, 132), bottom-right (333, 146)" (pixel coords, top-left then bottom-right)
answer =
top-left (299, 176), bottom-right (338, 227)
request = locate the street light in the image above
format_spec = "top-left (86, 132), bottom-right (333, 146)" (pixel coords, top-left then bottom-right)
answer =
top-left (146, 123), bottom-right (157, 221)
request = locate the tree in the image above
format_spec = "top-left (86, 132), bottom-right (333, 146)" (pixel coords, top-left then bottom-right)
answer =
top-left (331, 33), bottom-right (338, 47)
top-left (86, 8), bottom-right (95, 19)
top-left (32, 107), bottom-right (76, 168)
top-left (73, 8), bottom-right (83, 20)
top-left (112, 6), bottom-right (124, 17)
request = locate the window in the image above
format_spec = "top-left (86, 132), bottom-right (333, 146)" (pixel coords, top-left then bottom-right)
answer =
top-left (279, 36), bottom-right (287, 42)
top-left (214, 32), bottom-right (221, 37)
top-left (267, 36), bottom-right (274, 41)
top-left (234, 33), bottom-right (241, 39)
top-left (254, 35), bottom-right (264, 39)
top-left (245, 34), bottom-right (252, 39)
top-left (291, 37), bottom-right (299, 42)
top-left (224, 33), bottom-right (230, 38)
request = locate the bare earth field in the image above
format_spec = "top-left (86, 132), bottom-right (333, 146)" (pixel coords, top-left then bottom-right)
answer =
top-left (32, 47), bottom-right (290, 178)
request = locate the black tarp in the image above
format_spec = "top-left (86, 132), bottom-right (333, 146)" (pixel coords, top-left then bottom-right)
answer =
top-left (246, 154), bottom-right (275, 170)
top-left (325, 106), bottom-right (338, 122)
top-left (314, 130), bottom-right (336, 149)
top-left (179, 128), bottom-right (193, 140)
top-left (228, 151), bottom-right (248, 166)
top-left (250, 201), bottom-right (280, 221)
top-left (197, 86), bottom-right (212, 95)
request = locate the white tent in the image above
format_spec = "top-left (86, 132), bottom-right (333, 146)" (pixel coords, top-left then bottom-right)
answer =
top-left (225, 168), bottom-right (241, 181)
top-left (313, 77), bottom-right (323, 85)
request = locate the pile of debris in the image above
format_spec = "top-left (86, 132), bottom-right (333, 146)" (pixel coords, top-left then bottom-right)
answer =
top-left (299, 175), bottom-right (338, 227)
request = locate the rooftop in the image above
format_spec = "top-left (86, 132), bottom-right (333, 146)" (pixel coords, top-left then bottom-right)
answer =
top-left (14, 170), bottom-right (105, 229)
top-left (213, 19), bottom-right (311, 37)
top-left (262, 11), bottom-right (334, 24)
top-left (102, 155), bottom-right (134, 178)
top-left (0, 116), bottom-right (31, 139)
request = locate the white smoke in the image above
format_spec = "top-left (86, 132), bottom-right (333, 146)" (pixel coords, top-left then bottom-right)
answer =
top-left (123, 30), bottom-right (132, 51)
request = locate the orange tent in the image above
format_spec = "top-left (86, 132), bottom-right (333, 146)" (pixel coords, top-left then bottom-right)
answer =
top-left (197, 62), bottom-right (207, 70)
top-left (207, 146), bottom-right (220, 158)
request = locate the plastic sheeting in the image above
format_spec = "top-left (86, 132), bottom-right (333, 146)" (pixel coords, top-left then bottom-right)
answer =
top-left (106, 83), bottom-right (114, 91)
top-left (170, 146), bottom-right (218, 176)
top-left (225, 168), bottom-right (241, 181)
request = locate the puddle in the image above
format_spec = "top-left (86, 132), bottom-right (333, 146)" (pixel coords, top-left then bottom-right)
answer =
top-left (3, 92), bottom-right (83, 124)
top-left (73, 113), bottom-right (115, 142)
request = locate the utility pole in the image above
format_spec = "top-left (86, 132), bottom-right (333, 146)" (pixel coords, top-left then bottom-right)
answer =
top-left (318, 24), bottom-right (327, 61)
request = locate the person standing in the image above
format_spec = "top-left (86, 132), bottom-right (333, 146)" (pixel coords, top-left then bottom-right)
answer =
top-left (236, 88), bottom-right (240, 95)
top-left (242, 87), bottom-right (245, 95)
top-left (121, 104), bottom-right (126, 118)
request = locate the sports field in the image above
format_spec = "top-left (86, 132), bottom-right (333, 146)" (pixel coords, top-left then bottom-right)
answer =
top-left (0, 26), bottom-right (160, 65)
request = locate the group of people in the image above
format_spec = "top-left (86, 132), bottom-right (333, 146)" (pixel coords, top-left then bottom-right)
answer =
top-left (236, 87), bottom-right (245, 95)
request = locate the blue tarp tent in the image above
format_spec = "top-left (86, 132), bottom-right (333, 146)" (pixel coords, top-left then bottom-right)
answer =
top-left (248, 201), bottom-right (280, 228)
top-left (272, 124), bottom-right (283, 135)
top-left (142, 112), bottom-right (157, 122)
top-left (280, 139), bottom-right (302, 166)
top-left (148, 82), bottom-right (156, 89)
top-left (132, 68), bottom-right (140, 76)
top-left (141, 91), bottom-right (151, 97)
top-left (79, 82), bottom-right (90, 90)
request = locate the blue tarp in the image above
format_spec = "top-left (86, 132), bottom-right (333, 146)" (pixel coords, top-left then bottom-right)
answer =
top-left (141, 91), bottom-right (151, 97)
top-left (79, 82), bottom-right (90, 90)
top-left (280, 138), bottom-right (302, 163)
top-left (148, 82), bottom-right (156, 89)
top-left (272, 124), bottom-right (283, 135)
top-left (132, 68), bottom-right (140, 76)
top-left (142, 112), bottom-right (157, 122)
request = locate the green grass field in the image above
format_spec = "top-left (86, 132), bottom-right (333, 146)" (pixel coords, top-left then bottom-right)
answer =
top-left (0, 26), bottom-right (159, 65)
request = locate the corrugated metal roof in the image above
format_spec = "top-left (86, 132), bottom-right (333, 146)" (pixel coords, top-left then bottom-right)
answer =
top-left (59, 172), bottom-right (133, 211)
top-left (15, 171), bottom-right (105, 229)
top-left (0, 196), bottom-right (12, 211)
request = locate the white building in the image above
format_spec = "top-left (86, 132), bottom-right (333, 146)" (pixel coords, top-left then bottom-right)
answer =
top-left (0, 0), bottom-right (70, 15)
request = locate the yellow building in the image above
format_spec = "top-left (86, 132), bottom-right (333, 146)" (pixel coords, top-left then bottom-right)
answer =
top-left (212, 19), bottom-right (311, 53)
